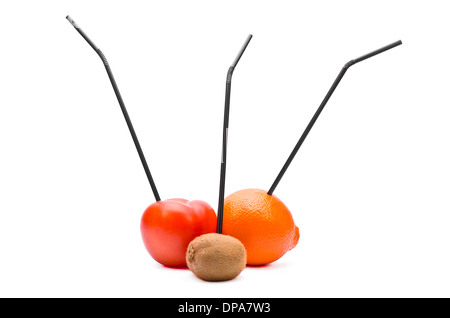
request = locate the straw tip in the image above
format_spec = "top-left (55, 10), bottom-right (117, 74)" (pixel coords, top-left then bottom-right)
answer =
top-left (66, 15), bottom-right (78, 28)
top-left (392, 40), bottom-right (403, 47)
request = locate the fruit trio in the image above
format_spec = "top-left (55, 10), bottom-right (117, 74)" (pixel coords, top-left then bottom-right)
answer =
top-left (140, 190), bottom-right (299, 266)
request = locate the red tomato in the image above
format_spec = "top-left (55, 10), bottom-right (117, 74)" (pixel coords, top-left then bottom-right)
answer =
top-left (140, 199), bottom-right (217, 268)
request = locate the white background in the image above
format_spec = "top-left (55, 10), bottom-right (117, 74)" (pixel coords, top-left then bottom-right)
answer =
top-left (1, 0), bottom-right (449, 297)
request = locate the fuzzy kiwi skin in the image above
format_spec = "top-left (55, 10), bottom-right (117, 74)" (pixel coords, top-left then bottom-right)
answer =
top-left (186, 233), bottom-right (247, 281)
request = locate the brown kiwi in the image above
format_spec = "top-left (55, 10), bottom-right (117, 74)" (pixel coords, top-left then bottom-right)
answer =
top-left (186, 233), bottom-right (247, 281)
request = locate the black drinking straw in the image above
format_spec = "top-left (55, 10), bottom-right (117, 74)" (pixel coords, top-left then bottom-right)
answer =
top-left (267, 40), bottom-right (402, 196)
top-left (216, 34), bottom-right (253, 234)
top-left (66, 16), bottom-right (161, 202)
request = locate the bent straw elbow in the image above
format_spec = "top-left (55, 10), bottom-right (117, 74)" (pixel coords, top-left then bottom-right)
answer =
top-left (343, 60), bottom-right (356, 70)
top-left (226, 66), bottom-right (235, 84)
top-left (96, 49), bottom-right (109, 66)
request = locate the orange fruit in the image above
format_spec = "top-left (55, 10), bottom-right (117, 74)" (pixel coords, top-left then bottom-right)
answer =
top-left (223, 188), bottom-right (300, 265)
